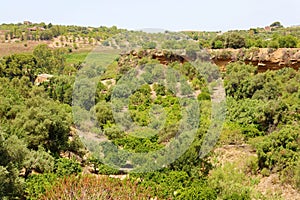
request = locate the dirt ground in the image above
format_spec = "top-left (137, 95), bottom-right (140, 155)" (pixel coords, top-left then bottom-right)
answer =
top-left (0, 40), bottom-right (51, 57)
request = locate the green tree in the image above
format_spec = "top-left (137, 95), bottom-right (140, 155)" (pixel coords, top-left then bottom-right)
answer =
top-left (94, 101), bottom-right (115, 129)
top-left (0, 54), bottom-right (37, 82)
top-left (47, 23), bottom-right (53, 29)
top-left (211, 35), bottom-right (225, 49)
top-left (268, 40), bottom-right (279, 49)
top-left (44, 76), bottom-right (74, 105)
top-left (270, 21), bottom-right (283, 28)
top-left (0, 132), bottom-right (29, 199)
top-left (256, 125), bottom-right (300, 171)
top-left (142, 41), bottom-right (157, 49)
top-left (213, 40), bottom-right (224, 49)
top-left (13, 97), bottom-right (72, 153)
top-left (33, 44), bottom-right (53, 73)
top-left (225, 32), bottom-right (246, 49)
top-left (278, 35), bottom-right (298, 48)
top-left (224, 62), bottom-right (257, 99)
top-left (40, 30), bottom-right (53, 40)
top-left (23, 147), bottom-right (55, 178)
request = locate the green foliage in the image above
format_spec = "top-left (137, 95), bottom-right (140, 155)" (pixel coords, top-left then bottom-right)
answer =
top-left (94, 101), bottom-right (115, 129)
top-left (0, 22), bottom-right (123, 43)
top-left (132, 170), bottom-right (190, 198)
top-left (198, 92), bottom-right (211, 101)
top-left (128, 87), bottom-right (152, 126)
top-left (68, 134), bottom-right (86, 156)
top-left (270, 21), bottom-right (283, 28)
top-left (224, 62), bottom-right (257, 99)
top-left (261, 168), bottom-right (270, 177)
top-left (65, 51), bottom-right (88, 65)
top-left (223, 62), bottom-right (300, 191)
top-left (131, 168), bottom-right (217, 199)
top-left (212, 40), bottom-right (224, 49)
top-left (225, 32), bottom-right (246, 49)
top-left (211, 35), bottom-right (225, 49)
top-left (268, 40), bottom-right (279, 49)
top-left (227, 97), bottom-right (276, 134)
top-left (25, 173), bottom-right (57, 200)
top-left (39, 30), bottom-right (54, 40)
top-left (2, 24), bottom-right (300, 199)
top-left (225, 65), bottom-right (300, 138)
top-left (278, 35), bottom-right (298, 48)
top-left (0, 131), bottom-right (29, 199)
top-left (211, 33), bottom-right (246, 49)
top-left (208, 163), bottom-right (253, 200)
top-left (95, 81), bottom-right (112, 102)
top-left (256, 125), bottom-right (300, 172)
top-left (97, 164), bottom-right (119, 175)
top-left (245, 156), bottom-right (259, 175)
top-left (103, 124), bottom-right (125, 140)
top-left (55, 158), bottom-right (82, 177)
top-left (142, 41), bottom-right (157, 49)
top-left (24, 146), bottom-right (55, 176)
top-left (113, 135), bottom-right (163, 153)
top-left (182, 22), bottom-right (300, 49)
top-left (176, 182), bottom-right (217, 200)
top-left (13, 97), bottom-right (72, 153)
top-left (225, 63), bottom-right (283, 100)
top-left (43, 75), bottom-right (74, 105)
top-left (0, 54), bottom-right (37, 81)
top-left (33, 44), bottom-right (67, 74)
top-left (218, 122), bottom-right (245, 145)
top-left (87, 155), bottom-right (119, 176)
top-left (33, 44), bottom-right (54, 72)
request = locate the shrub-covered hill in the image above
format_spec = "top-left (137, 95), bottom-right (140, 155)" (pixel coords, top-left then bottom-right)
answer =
top-left (0, 28), bottom-right (300, 199)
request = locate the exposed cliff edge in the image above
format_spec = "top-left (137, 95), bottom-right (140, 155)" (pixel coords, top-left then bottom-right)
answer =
top-left (210, 48), bottom-right (300, 72)
top-left (117, 48), bottom-right (300, 73)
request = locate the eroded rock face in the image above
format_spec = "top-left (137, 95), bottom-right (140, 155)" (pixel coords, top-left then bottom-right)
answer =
top-left (118, 48), bottom-right (300, 73)
top-left (210, 48), bottom-right (300, 72)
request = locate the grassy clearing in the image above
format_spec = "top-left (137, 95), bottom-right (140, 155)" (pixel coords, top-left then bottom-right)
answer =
top-left (65, 51), bottom-right (90, 65)
top-left (66, 50), bottom-right (120, 79)
top-left (65, 50), bottom-right (119, 64)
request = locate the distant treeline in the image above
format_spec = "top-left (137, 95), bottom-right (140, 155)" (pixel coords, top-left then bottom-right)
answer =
top-left (1, 21), bottom-right (300, 49)
top-left (184, 21), bottom-right (300, 49)
top-left (0, 22), bottom-right (124, 41)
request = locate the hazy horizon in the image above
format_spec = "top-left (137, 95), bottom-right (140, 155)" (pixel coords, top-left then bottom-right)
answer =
top-left (1, 0), bottom-right (299, 32)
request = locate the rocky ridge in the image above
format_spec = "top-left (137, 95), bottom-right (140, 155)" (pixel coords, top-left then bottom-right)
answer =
top-left (210, 48), bottom-right (300, 72)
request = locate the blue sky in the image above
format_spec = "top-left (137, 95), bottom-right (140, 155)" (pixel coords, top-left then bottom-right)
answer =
top-left (1, 0), bottom-right (299, 31)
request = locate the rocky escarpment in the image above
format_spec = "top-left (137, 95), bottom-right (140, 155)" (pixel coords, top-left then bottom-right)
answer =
top-left (117, 48), bottom-right (300, 73)
top-left (210, 48), bottom-right (300, 72)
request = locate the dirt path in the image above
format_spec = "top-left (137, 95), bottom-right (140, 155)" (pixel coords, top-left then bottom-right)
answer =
top-left (211, 78), bottom-right (226, 103)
